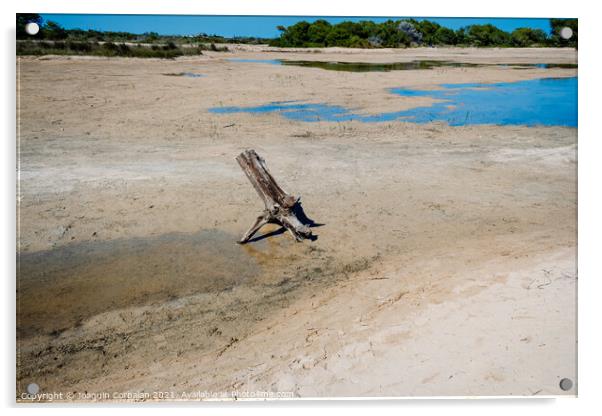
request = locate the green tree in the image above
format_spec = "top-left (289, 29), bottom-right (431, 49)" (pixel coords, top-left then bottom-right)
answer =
top-left (376, 20), bottom-right (411, 47)
top-left (325, 25), bottom-right (353, 47)
top-left (269, 18), bottom-right (561, 49)
top-left (413, 19), bottom-right (441, 45)
top-left (432, 27), bottom-right (457, 45)
top-left (355, 20), bottom-right (378, 39)
top-left (511, 28), bottom-right (547, 46)
top-left (466, 24), bottom-right (511, 46)
top-left (307, 19), bottom-right (331, 45)
top-left (348, 35), bottom-right (370, 48)
top-left (43, 21), bottom-right (68, 40)
top-left (455, 27), bottom-right (469, 45)
top-left (279, 21), bottom-right (311, 46)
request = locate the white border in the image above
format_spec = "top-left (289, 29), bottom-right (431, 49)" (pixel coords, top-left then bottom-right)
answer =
top-left (3, 1), bottom-right (600, 415)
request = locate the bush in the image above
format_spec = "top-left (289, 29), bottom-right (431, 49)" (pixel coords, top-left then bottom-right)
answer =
top-left (67, 41), bottom-right (94, 52)
top-left (511, 28), bottom-right (547, 47)
top-left (16, 40), bottom-right (188, 59)
top-left (208, 43), bottom-right (228, 52)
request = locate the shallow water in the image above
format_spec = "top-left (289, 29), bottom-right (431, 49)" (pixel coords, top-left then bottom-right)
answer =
top-left (17, 230), bottom-right (260, 336)
top-left (228, 58), bottom-right (577, 72)
top-left (210, 77), bottom-right (577, 127)
top-left (228, 58), bottom-right (283, 65)
top-left (510, 63), bottom-right (577, 69)
top-left (390, 77), bottom-right (577, 126)
top-left (16, 223), bottom-right (334, 339)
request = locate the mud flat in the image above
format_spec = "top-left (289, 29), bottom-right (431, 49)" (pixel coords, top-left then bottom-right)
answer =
top-left (17, 47), bottom-right (576, 400)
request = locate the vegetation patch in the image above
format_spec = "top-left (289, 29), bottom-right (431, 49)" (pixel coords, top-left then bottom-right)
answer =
top-left (270, 18), bottom-right (577, 48)
top-left (16, 14), bottom-right (577, 58)
top-left (16, 14), bottom-right (235, 58)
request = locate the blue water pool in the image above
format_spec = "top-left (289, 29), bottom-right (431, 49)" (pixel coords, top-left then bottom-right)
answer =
top-left (228, 58), bottom-right (283, 65)
top-left (209, 76), bottom-right (577, 127)
top-left (390, 76), bottom-right (577, 126)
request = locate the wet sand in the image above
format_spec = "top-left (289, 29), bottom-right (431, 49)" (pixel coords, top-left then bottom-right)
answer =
top-left (16, 47), bottom-right (577, 400)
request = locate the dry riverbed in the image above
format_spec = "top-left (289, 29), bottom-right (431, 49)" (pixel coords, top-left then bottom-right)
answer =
top-left (16, 47), bottom-right (577, 400)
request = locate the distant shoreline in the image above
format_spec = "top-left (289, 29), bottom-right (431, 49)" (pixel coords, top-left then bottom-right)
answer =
top-left (17, 43), bottom-right (578, 63)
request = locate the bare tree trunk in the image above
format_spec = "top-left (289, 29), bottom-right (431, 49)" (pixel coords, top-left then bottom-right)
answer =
top-left (236, 149), bottom-right (312, 244)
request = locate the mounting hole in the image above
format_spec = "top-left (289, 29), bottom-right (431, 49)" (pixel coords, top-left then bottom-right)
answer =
top-left (559, 378), bottom-right (573, 391)
top-left (25, 22), bottom-right (40, 36)
top-left (560, 27), bottom-right (573, 40)
top-left (27, 383), bottom-right (40, 395)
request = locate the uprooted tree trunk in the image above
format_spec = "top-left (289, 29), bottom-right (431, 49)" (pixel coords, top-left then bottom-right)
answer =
top-left (236, 149), bottom-right (312, 244)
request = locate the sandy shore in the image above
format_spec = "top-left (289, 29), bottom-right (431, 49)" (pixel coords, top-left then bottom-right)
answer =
top-left (16, 47), bottom-right (577, 400)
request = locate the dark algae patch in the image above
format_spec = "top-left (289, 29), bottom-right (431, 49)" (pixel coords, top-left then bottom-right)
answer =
top-left (282, 60), bottom-right (482, 71)
top-left (229, 58), bottom-right (577, 72)
top-left (163, 72), bottom-right (205, 78)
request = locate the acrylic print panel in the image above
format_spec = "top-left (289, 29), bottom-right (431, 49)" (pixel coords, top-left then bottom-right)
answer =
top-left (16, 13), bottom-right (577, 401)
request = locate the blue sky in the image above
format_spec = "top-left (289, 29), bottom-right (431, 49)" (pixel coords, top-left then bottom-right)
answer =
top-left (40, 14), bottom-right (553, 38)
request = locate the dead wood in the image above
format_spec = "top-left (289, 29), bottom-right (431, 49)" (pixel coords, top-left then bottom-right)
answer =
top-left (236, 149), bottom-right (313, 244)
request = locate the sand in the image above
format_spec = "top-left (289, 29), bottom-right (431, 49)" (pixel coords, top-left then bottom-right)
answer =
top-left (16, 47), bottom-right (577, 400)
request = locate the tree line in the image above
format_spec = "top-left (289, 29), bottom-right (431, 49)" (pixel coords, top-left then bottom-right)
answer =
top-left (16, 14), bottom-right (269, 45)
top-left (17, 14), bottom-right (577, 49)
top-left (269, 18), bottom-right (577, 48)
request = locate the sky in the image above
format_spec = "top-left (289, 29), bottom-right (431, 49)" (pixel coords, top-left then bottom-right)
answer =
top-left (39, 14), bottom-right (554, 38)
